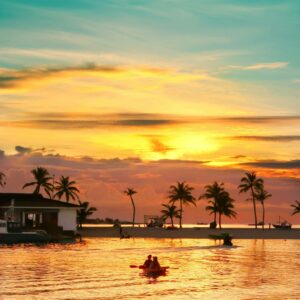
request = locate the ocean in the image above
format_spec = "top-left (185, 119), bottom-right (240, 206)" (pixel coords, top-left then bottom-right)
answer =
top-left (0, 238), bottom-right (299, 299)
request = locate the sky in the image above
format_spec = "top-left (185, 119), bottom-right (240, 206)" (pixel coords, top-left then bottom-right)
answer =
top-left (0, 0), bottom-right (300, 224)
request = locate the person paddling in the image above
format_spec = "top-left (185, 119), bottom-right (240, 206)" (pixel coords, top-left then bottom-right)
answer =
top-left (149, 256), bottom-right (161, 271)
top-left (143, 255), bottom-right (152, 268)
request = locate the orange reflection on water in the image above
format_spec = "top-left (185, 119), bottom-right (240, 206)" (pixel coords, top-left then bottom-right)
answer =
top-left (0, 238), bottom-right (299, 299)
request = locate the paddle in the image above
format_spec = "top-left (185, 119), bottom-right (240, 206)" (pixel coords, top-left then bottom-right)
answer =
top-left (130, 265), bottom-right (146, 269)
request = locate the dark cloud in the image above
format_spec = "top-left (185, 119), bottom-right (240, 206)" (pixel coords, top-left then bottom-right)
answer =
top-left (3, 118), bottom-right (177, 129)
top-left (0, 64), bottom-right (123, 89)
top-left (211, 116), bottom-right (300, 123)
top-left (231, 155), bottom-right (246, 159)
top-left (15, 145), bottom-right (32, 155)
top-left (156, 159), bottom-right (208, 164)
top-left (0, 64), bottom-right (169, 90)
top-left (241, 160), bottom-right (300, 169)
top-left (22, 153), bottom-right (142, 170)
top-left (116, 119), bottom-right (176, 126)
top-left (231, 135), bottom-right (300, 142)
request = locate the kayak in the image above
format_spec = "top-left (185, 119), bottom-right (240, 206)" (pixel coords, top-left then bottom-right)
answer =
top-left (129, 265), bottom-right (169, 276)
top-left (139, 265), bottom-right (168, 276)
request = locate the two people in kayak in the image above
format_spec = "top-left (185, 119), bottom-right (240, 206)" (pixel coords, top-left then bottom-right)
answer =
top-left (143, 255), bottom-right (161, 271)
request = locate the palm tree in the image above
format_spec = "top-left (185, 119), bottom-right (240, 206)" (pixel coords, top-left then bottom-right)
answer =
top-left (77, 200), bottom-right (97, 229)
top-left (0, 172), bottom-right (6, 188)
top-left (161, 204), bottom-right (180, 228)
top-left (54, 176), bottom-right (80, 202)
top-left (291, 200), bottom-right (300, 215)
top-left (168, 181), bottom-right (196, 228)
top-left (200, 182), bottom-right (226, 226)
top-left (123, 188), bottom-right (137, 227)
top-left (23, 167), bottom-right (53, 197)
top-left (255, 187), bottom-right (271, 229)
top-left (239, 171), bottom-right (263, 229)
top-left (217, 192), bottom-right (237, 229)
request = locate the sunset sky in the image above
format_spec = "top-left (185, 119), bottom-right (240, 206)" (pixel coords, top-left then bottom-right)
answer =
top-left (1, 0), bottom-right (300, 223)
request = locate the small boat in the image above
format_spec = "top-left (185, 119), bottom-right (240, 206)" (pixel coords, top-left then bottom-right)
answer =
top-left (130, 264), bottom-right (169, 277)
top-left (272, 217), bottom-right (292, 229)
top-left (140, 266), bottom-right (168, 277)
top-left (0, 219), bottom-right (50, 244)
top-left (209, 233), bottom-right (233, 246)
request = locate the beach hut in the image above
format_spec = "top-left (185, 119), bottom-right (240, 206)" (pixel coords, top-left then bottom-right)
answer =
top-left (0, 193), bottom-right (80, 235)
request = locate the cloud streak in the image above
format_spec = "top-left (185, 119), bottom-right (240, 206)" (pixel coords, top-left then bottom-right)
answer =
top-left (231, 135), bottom-right (300, 142)
top-left (1, 113), bottom-right (300, 130)
top-left (227, 62), bottom-right (288, 71)
top-left (241, 160), bottom-right (300, 169)
top-left (0, 64), bottom-right (210, 91)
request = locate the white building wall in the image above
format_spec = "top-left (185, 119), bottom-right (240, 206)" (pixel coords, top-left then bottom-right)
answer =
top-left (58, 209), bottom-right (77, 231)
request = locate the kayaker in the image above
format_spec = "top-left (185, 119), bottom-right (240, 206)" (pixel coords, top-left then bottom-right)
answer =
top-left (143, 255), bottom-right (152, 268)
top-left (149, 256), bottom-right (160, 271)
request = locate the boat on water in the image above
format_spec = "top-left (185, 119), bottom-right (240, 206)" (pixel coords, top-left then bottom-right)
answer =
top-left (272, 217), bottom-right (292, 229)
top-left (130, 265), bottom-right (168, 277)
top-left (0, 219), bottom-right (50, 244)
top-left (139, 265), bottom-right (168, 277)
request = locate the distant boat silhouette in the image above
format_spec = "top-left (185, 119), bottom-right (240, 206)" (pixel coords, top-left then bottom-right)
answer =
top-left (272, 217), bottom-right (292, 229)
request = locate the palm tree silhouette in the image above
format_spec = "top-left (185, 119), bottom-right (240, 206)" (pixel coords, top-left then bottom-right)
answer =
top-left (168, 181), bottom-right (196, 228)
top-left (23, 167), bottom-right (53, 197)
top-left (77, 200), bottom-right (97, 229)
top-left (161, 204), bottom-right (180, 228)
top-left (54, 176), bottom-right (80, 202)
top-left (200, 182), bottom-right (226, 226)
top-left (0, 172), bottom-right (6, 188)
top-left (291, 200), bottom-right (300, 215)
top-left (255, 187), bottom-right (271, 229)
top-left (123, 188), bottom-right (137, 227)
top-left (217, 192), bottom-right (236, 229)
top-left (239, 171), bottom-right (263, 229)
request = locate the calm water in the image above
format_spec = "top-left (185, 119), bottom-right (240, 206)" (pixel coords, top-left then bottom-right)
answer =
top-left (0, 238), bottom-right (300, 300)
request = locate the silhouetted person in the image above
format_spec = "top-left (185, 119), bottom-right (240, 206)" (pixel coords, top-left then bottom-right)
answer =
top-left (223, 234), bottom-right (233, 246)
top-left (149, 256), bottom-right (161, 271)
top-left (143, 255), bottom-right (152, 268)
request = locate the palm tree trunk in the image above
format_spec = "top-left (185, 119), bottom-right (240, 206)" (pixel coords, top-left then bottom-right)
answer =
top-left (262, 201), bottom-right (265, 230)
top-left (219, 213), bottom-right (222, 229)
top-left (179, 199), bottom-right (183, 228)
top-left (130, 196), bottom-right (135, 227)
top-left (170, 216), bottom-right (174, 227)
top-left (214, 203), bottom-right (217, 224)
top-left (251, 187), bottom-right (258, 229)
top-left (34, 185), bottom-right (40, 194)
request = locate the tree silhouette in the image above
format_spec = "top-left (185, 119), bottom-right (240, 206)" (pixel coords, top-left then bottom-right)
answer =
top-left (54, 176), bottom-right (80, 203)
top-left (23, 167), bottom-right (53, 197)
top-left (239, 171), bottom-right (263, 229)
top-left (168, 181), bottom-right (196, 228)
top-left (291, 200), bottom-right (300, 215)
top-left (123, 188), bottom-right (137, 227)
top-left (255, 186), bottom-right (271, 229)
top-left (200, 182), bottom-right (226, 226)
top-left (77, 200), bottom-right (97, 229)
top-left (0, 172), bottom-right (6, 188)
top-left (161, 204), bottom-right (180, 228)
top-left (217, 192), bottom-right (236, 229)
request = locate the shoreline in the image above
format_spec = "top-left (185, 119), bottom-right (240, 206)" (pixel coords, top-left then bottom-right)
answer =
top-left (79, 227), bottom-right (300, 239)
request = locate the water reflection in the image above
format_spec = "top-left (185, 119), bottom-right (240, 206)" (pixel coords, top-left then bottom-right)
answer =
top-left (0, 239), bottom-right (300, 299)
